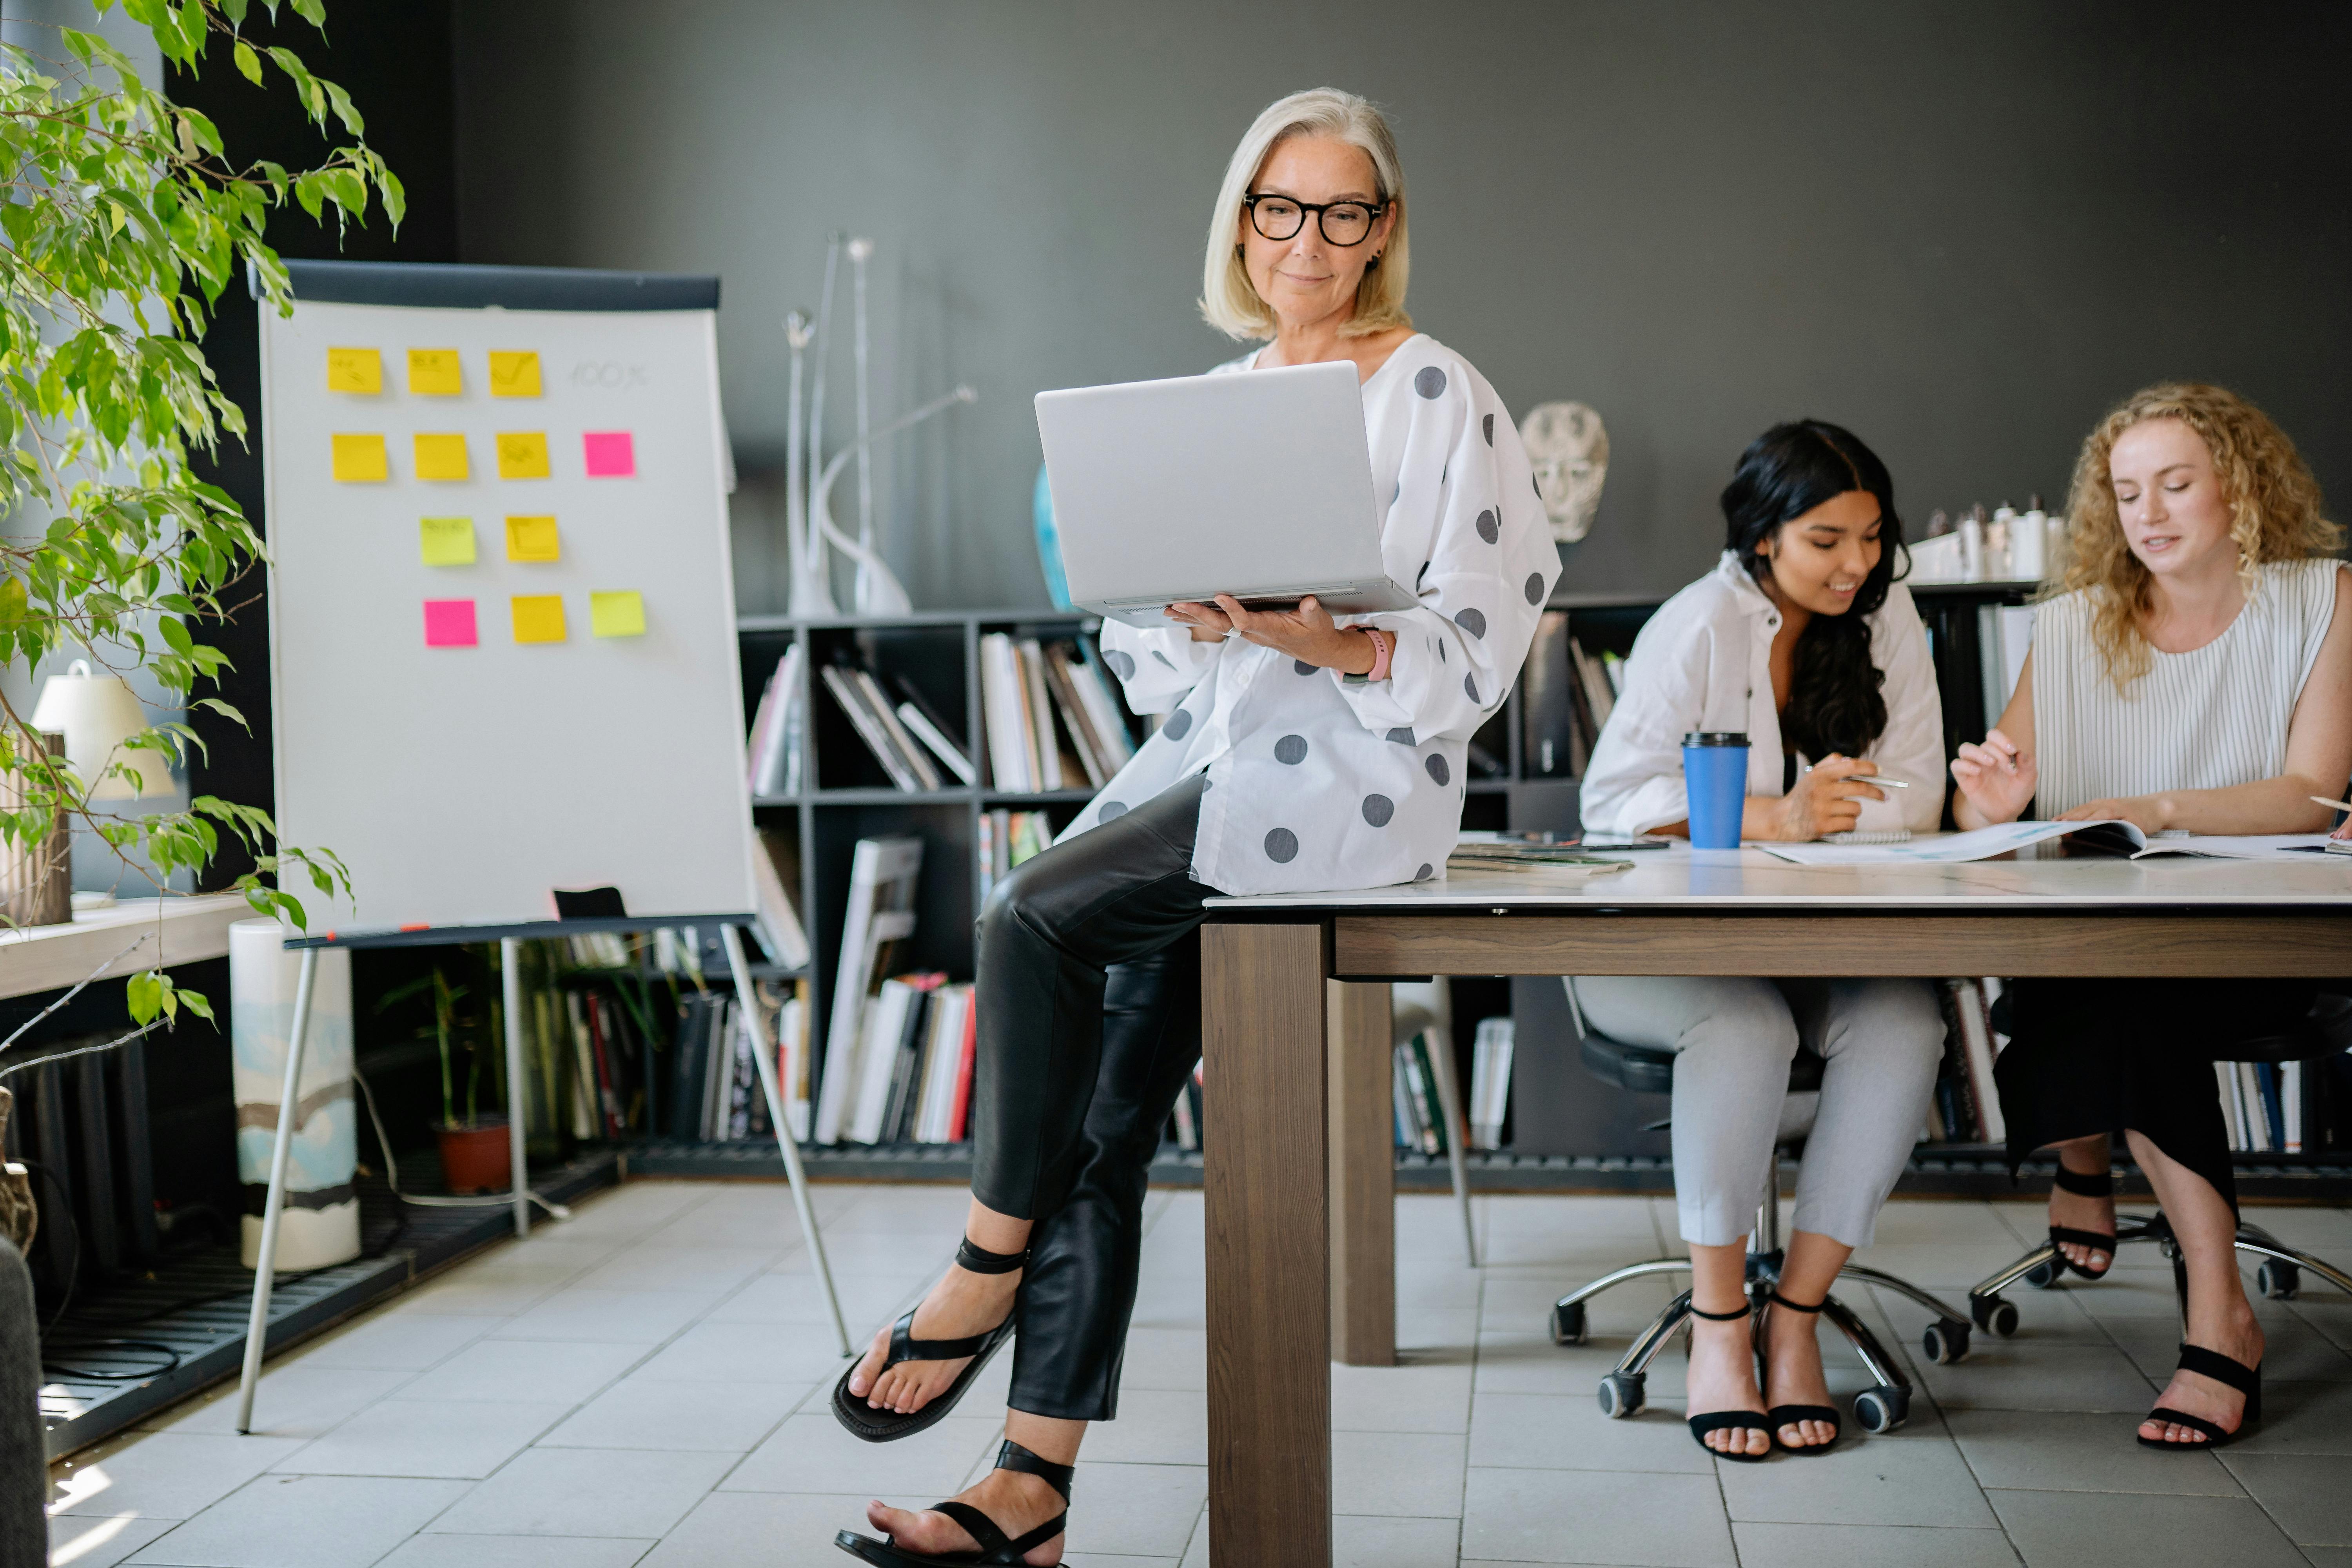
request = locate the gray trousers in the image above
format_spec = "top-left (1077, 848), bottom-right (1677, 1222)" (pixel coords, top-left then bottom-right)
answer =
top-left (1572, 977), bottom-right (1944, 1249)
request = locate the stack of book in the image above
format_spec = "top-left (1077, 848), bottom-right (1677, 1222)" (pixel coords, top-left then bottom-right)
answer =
top-left (1392, 1033), bottom-right (1450, 1155)
top-left (976, 809), bottom-right (1057, 906)
top-left (820, 972), bottom-right (978, 1146)
top-left (1467, 1016), bottom-right (1515, 1151)
top-left (1521, 611), bottom-right (1626, 779)
top-left (980, 632), bottom-right (1134, 792)
top-left (2219, 1060), bottom-right (2310, 1154)
top-left (822, 655), bottom-right (975, 793)
top-left (744, 643), bottom-right (806, 798)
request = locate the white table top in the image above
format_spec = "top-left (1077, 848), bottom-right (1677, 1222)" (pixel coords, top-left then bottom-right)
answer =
top-left (0, 894), bottom-right (249, 1000)
top-left (1207, 844), bottom-right (2352, 911)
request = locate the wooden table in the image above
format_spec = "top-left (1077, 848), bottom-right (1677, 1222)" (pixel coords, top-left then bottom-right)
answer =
top-left (1198, 847), bottom-right (2352, 1567)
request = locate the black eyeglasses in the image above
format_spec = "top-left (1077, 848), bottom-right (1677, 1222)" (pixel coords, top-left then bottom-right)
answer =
top-left (1242, 192), bottom-right (1386, 247)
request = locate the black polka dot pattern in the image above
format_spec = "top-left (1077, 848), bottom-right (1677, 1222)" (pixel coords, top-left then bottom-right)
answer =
top-left (1161, 708), bottom-right (1194, 740)
top-left (1483, 413), bottom-right (1494, 446)
top-left (1426, 753), bottom-right (1450, 786)
top-left (1105, 649), bottom-right (1135, 680)
top-left (1362, 794), bottom-right (1394, 827)
top-left (1533, 476), bottom-right (1543, 500)
top-left (1265, 828), bottom-right (1299, 863)
top-left (1099, 800), bottom-right (1127, 820)
top-left (1524, 572), bottom-right (1545, 605)
top-left (1464, 673), bottom-right (1480, 704)
top-left (1152, 649), bottom-right (1174, 669)
top-left (1294, 659), bottom-right (1316, 676)
top-left (1415, 366), bottom-right (1447, 399)
top-left (1413, 862), bottom-right (1434, 882)
top-left (1438, 641), bottom-right (1447, 662)
top-left (1475, 510), bottom-right (1499, 544)
top-left (1274, 734), bottom-right (1308, 764)
top-left (1386, 727), bottom-right (1415, 745)
top-left (1454, 608), bottom-right (1486, 639)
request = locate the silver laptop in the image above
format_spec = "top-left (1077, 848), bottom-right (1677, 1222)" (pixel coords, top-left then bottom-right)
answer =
top-left (1035, 359), bottom-right (1420, 629)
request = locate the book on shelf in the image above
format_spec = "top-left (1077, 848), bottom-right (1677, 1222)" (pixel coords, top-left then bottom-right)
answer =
top-left (1392, 1034), bottom-right (1445, 1155)
top-left (1014, 638), bottom-right (1069, 790)
top-left (775, 981), bottom-right (812, 1140)
top-left (1569, 636), bottom-right (1615, 735)
top-left (977, 809), bottom-right (1057, 907)
top-left (1925, 978), bottom-right (2006, 1144)
top-left (746, 642), bottom-right (805, 798)
top-left (1070, 636), bottom-right (1137, 772)
top-left (911, 982), bottom-right (977, 1143)
top-left (1167, 1061), bottom-right (1205, 1152)
top-left (750, 828), bottom-right (810, 970)
top-left (853, 971), bottom-right (946, 1145)
top-left (814, 835), bottom-right (924, 1144)
top-left (822, 659), bottom-right (942, 792)
top-left (979, 631), bottom-right (1137, 794)
top-left (891, 673), bottom-right (976, 785)
top-left (1468, 1016), bottom-right (1514, 1151)
top-left (980, 633), bottom-right (1034, 792)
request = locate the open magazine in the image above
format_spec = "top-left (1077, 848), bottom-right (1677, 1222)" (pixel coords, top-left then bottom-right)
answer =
top-left (1757, 820), bottom-right (2340, 866)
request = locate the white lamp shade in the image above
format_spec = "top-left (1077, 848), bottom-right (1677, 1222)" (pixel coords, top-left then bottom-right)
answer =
top-left (30, 661), bottom-right (171, 799)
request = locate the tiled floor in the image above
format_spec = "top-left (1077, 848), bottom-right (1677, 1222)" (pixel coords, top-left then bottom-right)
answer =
top-left (44, 1180), bottom-right (2352, 1566)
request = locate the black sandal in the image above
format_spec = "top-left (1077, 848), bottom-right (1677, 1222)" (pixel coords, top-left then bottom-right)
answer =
top-left (1762, 1291), bottom-right (1842, 1454)
top-left (1683, 1301), bottom-right (1774, 1463)
top-left (831, 1238), bottom-right (1025, 1443)
top-left (2137, 1342), bottom-right (2262, 1451)
top-left (2048, 1165), bottom-right (2118, 1280)
top-left (835, 1438), bottom-right (1073, 1564)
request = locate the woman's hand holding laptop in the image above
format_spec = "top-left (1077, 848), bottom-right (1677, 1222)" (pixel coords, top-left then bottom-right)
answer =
top-left (1165, 593), bottom-right (1381, 674)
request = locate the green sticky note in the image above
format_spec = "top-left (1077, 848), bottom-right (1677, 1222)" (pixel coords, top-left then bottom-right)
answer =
top-left (419, 516), bottom-right (474, 566)
top-left (590, 590), bottom-right (645, 638)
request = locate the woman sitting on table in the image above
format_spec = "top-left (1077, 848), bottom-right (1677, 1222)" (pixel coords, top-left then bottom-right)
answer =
top-left (1952, 382), bottom-right (2352, 1450)
top-left (829, 87), bottom-right (1559, 1566)
top-left (1577, 421), bottom-right (1946, 1459)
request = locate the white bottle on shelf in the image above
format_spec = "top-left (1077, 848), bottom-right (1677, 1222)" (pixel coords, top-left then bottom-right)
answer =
top-left (1989, 504), bottom-right (2017, 581)
top-left (1958, 505), bottom-right (1985, 581)
top-left (2013, 494), bottom-right (2048, 581)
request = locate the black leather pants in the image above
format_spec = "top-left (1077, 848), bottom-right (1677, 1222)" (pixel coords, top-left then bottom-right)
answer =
top-left (970, 777), bottom-right (1212, 1422)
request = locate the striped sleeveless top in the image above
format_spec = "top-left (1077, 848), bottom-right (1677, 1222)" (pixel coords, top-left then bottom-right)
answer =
top-left (2034, 557), bottom-right (2344, 816)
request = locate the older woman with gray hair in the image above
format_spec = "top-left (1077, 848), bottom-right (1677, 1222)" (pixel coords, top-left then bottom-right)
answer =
top-left (833, 86), bottom-right (1558, 1566)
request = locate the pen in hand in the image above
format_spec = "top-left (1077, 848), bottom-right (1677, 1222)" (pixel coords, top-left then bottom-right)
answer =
top-left (1801, 764), bottom-right (1911, 788)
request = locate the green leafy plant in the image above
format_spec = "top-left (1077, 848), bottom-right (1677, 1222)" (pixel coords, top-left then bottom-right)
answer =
top-left (0, 1), bottom-right (402, 1024)
top-left (378, 966), bottom-right (489, 1130)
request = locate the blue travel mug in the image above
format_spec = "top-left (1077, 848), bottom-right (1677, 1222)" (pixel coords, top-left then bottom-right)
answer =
top-left (1681, 732), bottom-right (1750, 849)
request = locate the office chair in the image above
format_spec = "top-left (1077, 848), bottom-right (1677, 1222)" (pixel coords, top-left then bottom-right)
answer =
top-left (1547, 980), bottom-right (1977, 1435)
top-left (1967, 990), bottom-right (2352, 1336)
top-left (1393, 980), bottom-right (1477, 1267)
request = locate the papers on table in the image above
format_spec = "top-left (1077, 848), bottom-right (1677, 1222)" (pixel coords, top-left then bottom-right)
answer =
top-left (1759, 821), bottom-right (2341, 866)
top-left (1449, 833), bottom-right (1636, 878)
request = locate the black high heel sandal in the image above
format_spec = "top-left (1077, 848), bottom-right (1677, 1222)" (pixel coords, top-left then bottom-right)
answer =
top-left (831, 1238), bottom-right (1025, 1443)
top-left (1683, 1301), bottom-right (1774, 1463)
top-left (2048, 1165), bottom-right (2118, 1280)
top-left (2138, 1343), bottom-right (2263, 1451)
top-left (835, 1438), bottom-right (1074, 1565)
top-left (1761, 1291), bottom-right (1842, 1454)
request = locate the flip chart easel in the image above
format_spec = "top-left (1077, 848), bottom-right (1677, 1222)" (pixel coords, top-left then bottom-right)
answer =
top-left (234, 261), bottom-right (850, 1434)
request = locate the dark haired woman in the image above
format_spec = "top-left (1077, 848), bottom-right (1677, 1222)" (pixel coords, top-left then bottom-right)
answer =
top-left (1575, 421), bottom-right (1945, 1459)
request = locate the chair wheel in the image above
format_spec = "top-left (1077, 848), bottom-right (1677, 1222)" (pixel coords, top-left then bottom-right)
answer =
top-left (1971, 1294), bottom-right (2020, 1338)
top-left (2257, 1260), bottom-right (2301, 1301)
top-left (2024, 1259), bottom-right (2061, 1290)
top-left (1551, 1301), bottom-right (1589, 1345)
top-left (1922, 1319), bottom-right (1971, 1365)
top-left (1597, 1372), bottom-right (1645, 1419)
top-left (1853, 1385), bottom-right (1909, 1434)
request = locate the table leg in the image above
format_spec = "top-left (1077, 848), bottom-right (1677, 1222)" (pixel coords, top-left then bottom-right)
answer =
top-left (236, 944), bottom-right (318, 1435)
top-left (501, 938), bottom-right (529, 1238)
top-left (1204, 921), bottom-right (1332, 1568)
top-left (1328, 980), bottom-right (1394, 1367)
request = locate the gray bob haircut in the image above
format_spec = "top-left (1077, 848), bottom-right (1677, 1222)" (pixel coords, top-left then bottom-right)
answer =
top-left (1199, 87), bottom-right (1411, 342)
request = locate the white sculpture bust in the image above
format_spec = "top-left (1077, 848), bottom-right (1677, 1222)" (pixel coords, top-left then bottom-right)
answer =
top-left (1520, 401), bottom-right (1609, 544)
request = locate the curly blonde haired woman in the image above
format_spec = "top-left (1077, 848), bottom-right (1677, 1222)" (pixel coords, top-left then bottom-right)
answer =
top-left (1951, 383), bottom-right (2352, 1452)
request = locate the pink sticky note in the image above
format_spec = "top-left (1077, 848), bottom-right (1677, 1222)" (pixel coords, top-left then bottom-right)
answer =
top-left (582, 430), bottom-right (635, 478)
top-left (423, 598), bottom-right (478, 648)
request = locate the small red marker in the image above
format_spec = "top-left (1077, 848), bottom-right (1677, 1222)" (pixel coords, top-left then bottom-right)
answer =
top-left (399, 923), bottom-right (429, 931)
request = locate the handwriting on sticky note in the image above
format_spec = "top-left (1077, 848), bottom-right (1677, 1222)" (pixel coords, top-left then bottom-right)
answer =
top-left (412, 433), bottom-right (470, 481)
top-left (505, 515), bottom-right (560, 562)
top-left (419, 517), bottom-right (475, 566)
top-left (423, 599), bottom-right (477, 647)
top-left (590, 590), bottom-right (645, 638)
top-left (511, 594), bottom-right (565, 644)
top-left (326, 347), bottom-right (381, 394)
top-left (408, 349), bottom-right (462, 396)
top-left (582, 431), bottom-right (636, 478)
top-left (489, 351), bottom-right (542, 398)
top-left (331, 433), bottom-right (388, 482)
top-left (496, 431), bottom-right (550, 479)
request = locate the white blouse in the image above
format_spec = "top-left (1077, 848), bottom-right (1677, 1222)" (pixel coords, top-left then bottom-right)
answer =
top-left (1580, 552), bottom-right (1945, 838)
top-left (1064, 333), bottom-right (1560, 895)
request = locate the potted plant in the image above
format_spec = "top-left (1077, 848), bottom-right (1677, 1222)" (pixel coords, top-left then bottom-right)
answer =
top-left (380, 967), bottom-right (506, 1194)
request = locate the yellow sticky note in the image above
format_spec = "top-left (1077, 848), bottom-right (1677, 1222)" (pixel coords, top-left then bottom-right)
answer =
top-left (407, 348), bottom-right (462, 396)
top-left (412, 432), bottom-right (470, 481)
top-left (326, 347), bottom-right (381, 394)
top-left (505, 514), bottom-right (560, 562)
top-left (488, 351), bottom-right (541, 398)
top-left (419, 516), bottom-right (475, 566)
top-left (496, 431), bottom-right (550, 479)
top-left (590, 590), bottom-right (645, 638)
top-left (331, 432), bottom-right (387, 482)
top-left (511, 594), bottom-right (566, 644)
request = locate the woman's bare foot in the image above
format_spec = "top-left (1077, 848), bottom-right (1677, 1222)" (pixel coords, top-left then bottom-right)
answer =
top-left (2141, 1305), bottom-right (2264, 1445)
top-left (848, 1260), bottom-right (1020, 1416)
top-left (1763, 1299), bottom-right (1837, 1449)
top-left (2049, 1140), bottom-right (2116, 1274)
top-left (866, 1467), bottom-right (1065, 1565)
top-left (1684, 1310), bottom-right (1770, 1458)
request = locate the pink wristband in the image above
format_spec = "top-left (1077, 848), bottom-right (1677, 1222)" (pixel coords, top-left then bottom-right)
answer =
top-left (1364, 626), bottom-right (1393, 681)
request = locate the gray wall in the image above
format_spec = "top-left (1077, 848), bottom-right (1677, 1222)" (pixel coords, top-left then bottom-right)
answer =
top-left (452, 1), bottom-right (2352, 614)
